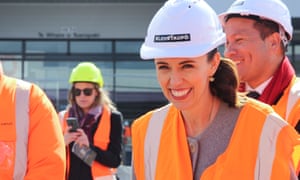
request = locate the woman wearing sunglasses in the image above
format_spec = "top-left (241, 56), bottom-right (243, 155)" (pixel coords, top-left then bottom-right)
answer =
top-left (60, 62), bottom-right (123, 180)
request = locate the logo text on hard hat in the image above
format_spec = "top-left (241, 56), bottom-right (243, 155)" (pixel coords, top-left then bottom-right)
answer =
top-left (154, 34), bottom-right (191, 42)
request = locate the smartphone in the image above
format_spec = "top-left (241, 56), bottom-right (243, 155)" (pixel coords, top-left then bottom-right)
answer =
top-left (66, 117), bottom-right (79, 132)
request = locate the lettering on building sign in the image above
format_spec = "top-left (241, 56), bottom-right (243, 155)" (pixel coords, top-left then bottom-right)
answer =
top-left (38, 27), bottom-right (99, 38)
top-left (38, 32), bottom-right (100, 39)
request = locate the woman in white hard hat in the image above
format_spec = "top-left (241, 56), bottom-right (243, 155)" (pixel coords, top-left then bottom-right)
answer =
top-left (131, 0), bottom-right (300, 179)
top-left (60, 62), bottom-right (123, 180)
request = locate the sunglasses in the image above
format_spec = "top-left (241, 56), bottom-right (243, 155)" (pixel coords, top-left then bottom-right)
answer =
top-left (73, 88), bottom-right (94, 96)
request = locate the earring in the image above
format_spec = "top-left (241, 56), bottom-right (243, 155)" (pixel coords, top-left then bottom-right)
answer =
top-left (209, 76), bottom-right (215, 82)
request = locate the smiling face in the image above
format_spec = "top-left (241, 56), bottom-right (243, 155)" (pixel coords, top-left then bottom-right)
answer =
top-left (223, 17), bottom-right (275, 88)
top-left (73, 82), bottom-right (98, 113)
top-left (154, 54), bottom-right (218, 110)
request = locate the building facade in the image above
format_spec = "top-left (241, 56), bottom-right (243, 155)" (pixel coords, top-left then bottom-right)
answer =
top-left (1, 0), bottom-right (300, 122)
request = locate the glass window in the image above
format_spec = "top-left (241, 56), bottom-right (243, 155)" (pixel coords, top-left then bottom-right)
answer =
top-left (70, 41), bottom-right (112, 53)
top-left (293, 44), bottom-right (300, 75)
top-left (115, 41), bottom-right (143, 53)
top-left (115, 60), bottom-right (160, 92)
top-left (26, 41), bottom-right (67, 53)
top-left (286, 45), bottom-right (293, 56)
top-left (0, 41), bottom-right (22, 53)
top-left (23, 59), bottom-right (114, 111)
top-left (93, 61), bottom-right (114, 91)
top-left (218, 44), bottom-right (225, 56)
top-left (1, 60), bottom-right (22, 78)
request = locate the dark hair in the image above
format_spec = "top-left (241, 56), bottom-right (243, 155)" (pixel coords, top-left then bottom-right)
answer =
top-left (225, 14), bottom-right (286, 52)
top-left (207, 48), bottom-right (241, 107)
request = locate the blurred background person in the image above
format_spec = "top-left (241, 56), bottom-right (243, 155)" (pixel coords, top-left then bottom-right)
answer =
top-left (60, 62), bottom-right (123, 180)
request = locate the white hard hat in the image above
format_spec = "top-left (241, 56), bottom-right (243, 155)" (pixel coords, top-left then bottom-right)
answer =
top-left (140, 0), bottom-right (225, 60)
top-left (219, 0), bottom-right (293, 41)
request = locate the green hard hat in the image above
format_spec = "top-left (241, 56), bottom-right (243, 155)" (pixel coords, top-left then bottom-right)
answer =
top-left (69, 62), bottom-right (104, 87)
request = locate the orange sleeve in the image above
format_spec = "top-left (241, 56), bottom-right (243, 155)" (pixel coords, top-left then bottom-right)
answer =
top-left (271, 125), bottom-right (300, 179)
top-left (25, 84), bottom-right (66, 180)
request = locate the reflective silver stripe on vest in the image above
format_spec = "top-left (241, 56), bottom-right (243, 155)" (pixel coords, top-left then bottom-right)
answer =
top-left (144, 104), bottom-right (287, 180)
top-left (254, 112), bottom-right (287, 180)
top-left (14, 79), bottom-right (30, 180)
top-left (286, 78), bottom-right (300, 120)
top-left (144, 104), bottom-right (171, 180)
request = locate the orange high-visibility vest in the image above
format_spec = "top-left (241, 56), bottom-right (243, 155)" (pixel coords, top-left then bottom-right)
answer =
top-left (0, 75), bottom-right (66, 180)
top-left (273, 77), bottom-right (300, 174)
top-left (62, 106), bottom-right (116, 179)
top-left (273, 76), bottom-right (300, 128)
top-left (132, 100), bottom-right (300, 180)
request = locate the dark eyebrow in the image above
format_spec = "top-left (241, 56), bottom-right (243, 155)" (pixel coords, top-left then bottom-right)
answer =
top-left (155, 60), bottom-right (196, 65)
top-left (179, 60), bottom-right (195, 65)
top-left (155, 61), bottom-right (168, 65)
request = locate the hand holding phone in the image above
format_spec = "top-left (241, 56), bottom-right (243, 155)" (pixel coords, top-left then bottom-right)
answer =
top-left (66, 117), bottom-right (79, 132)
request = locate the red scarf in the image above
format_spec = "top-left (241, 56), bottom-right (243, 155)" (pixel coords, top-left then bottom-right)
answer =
top-left (239, 57), bottom-right (295, 105)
